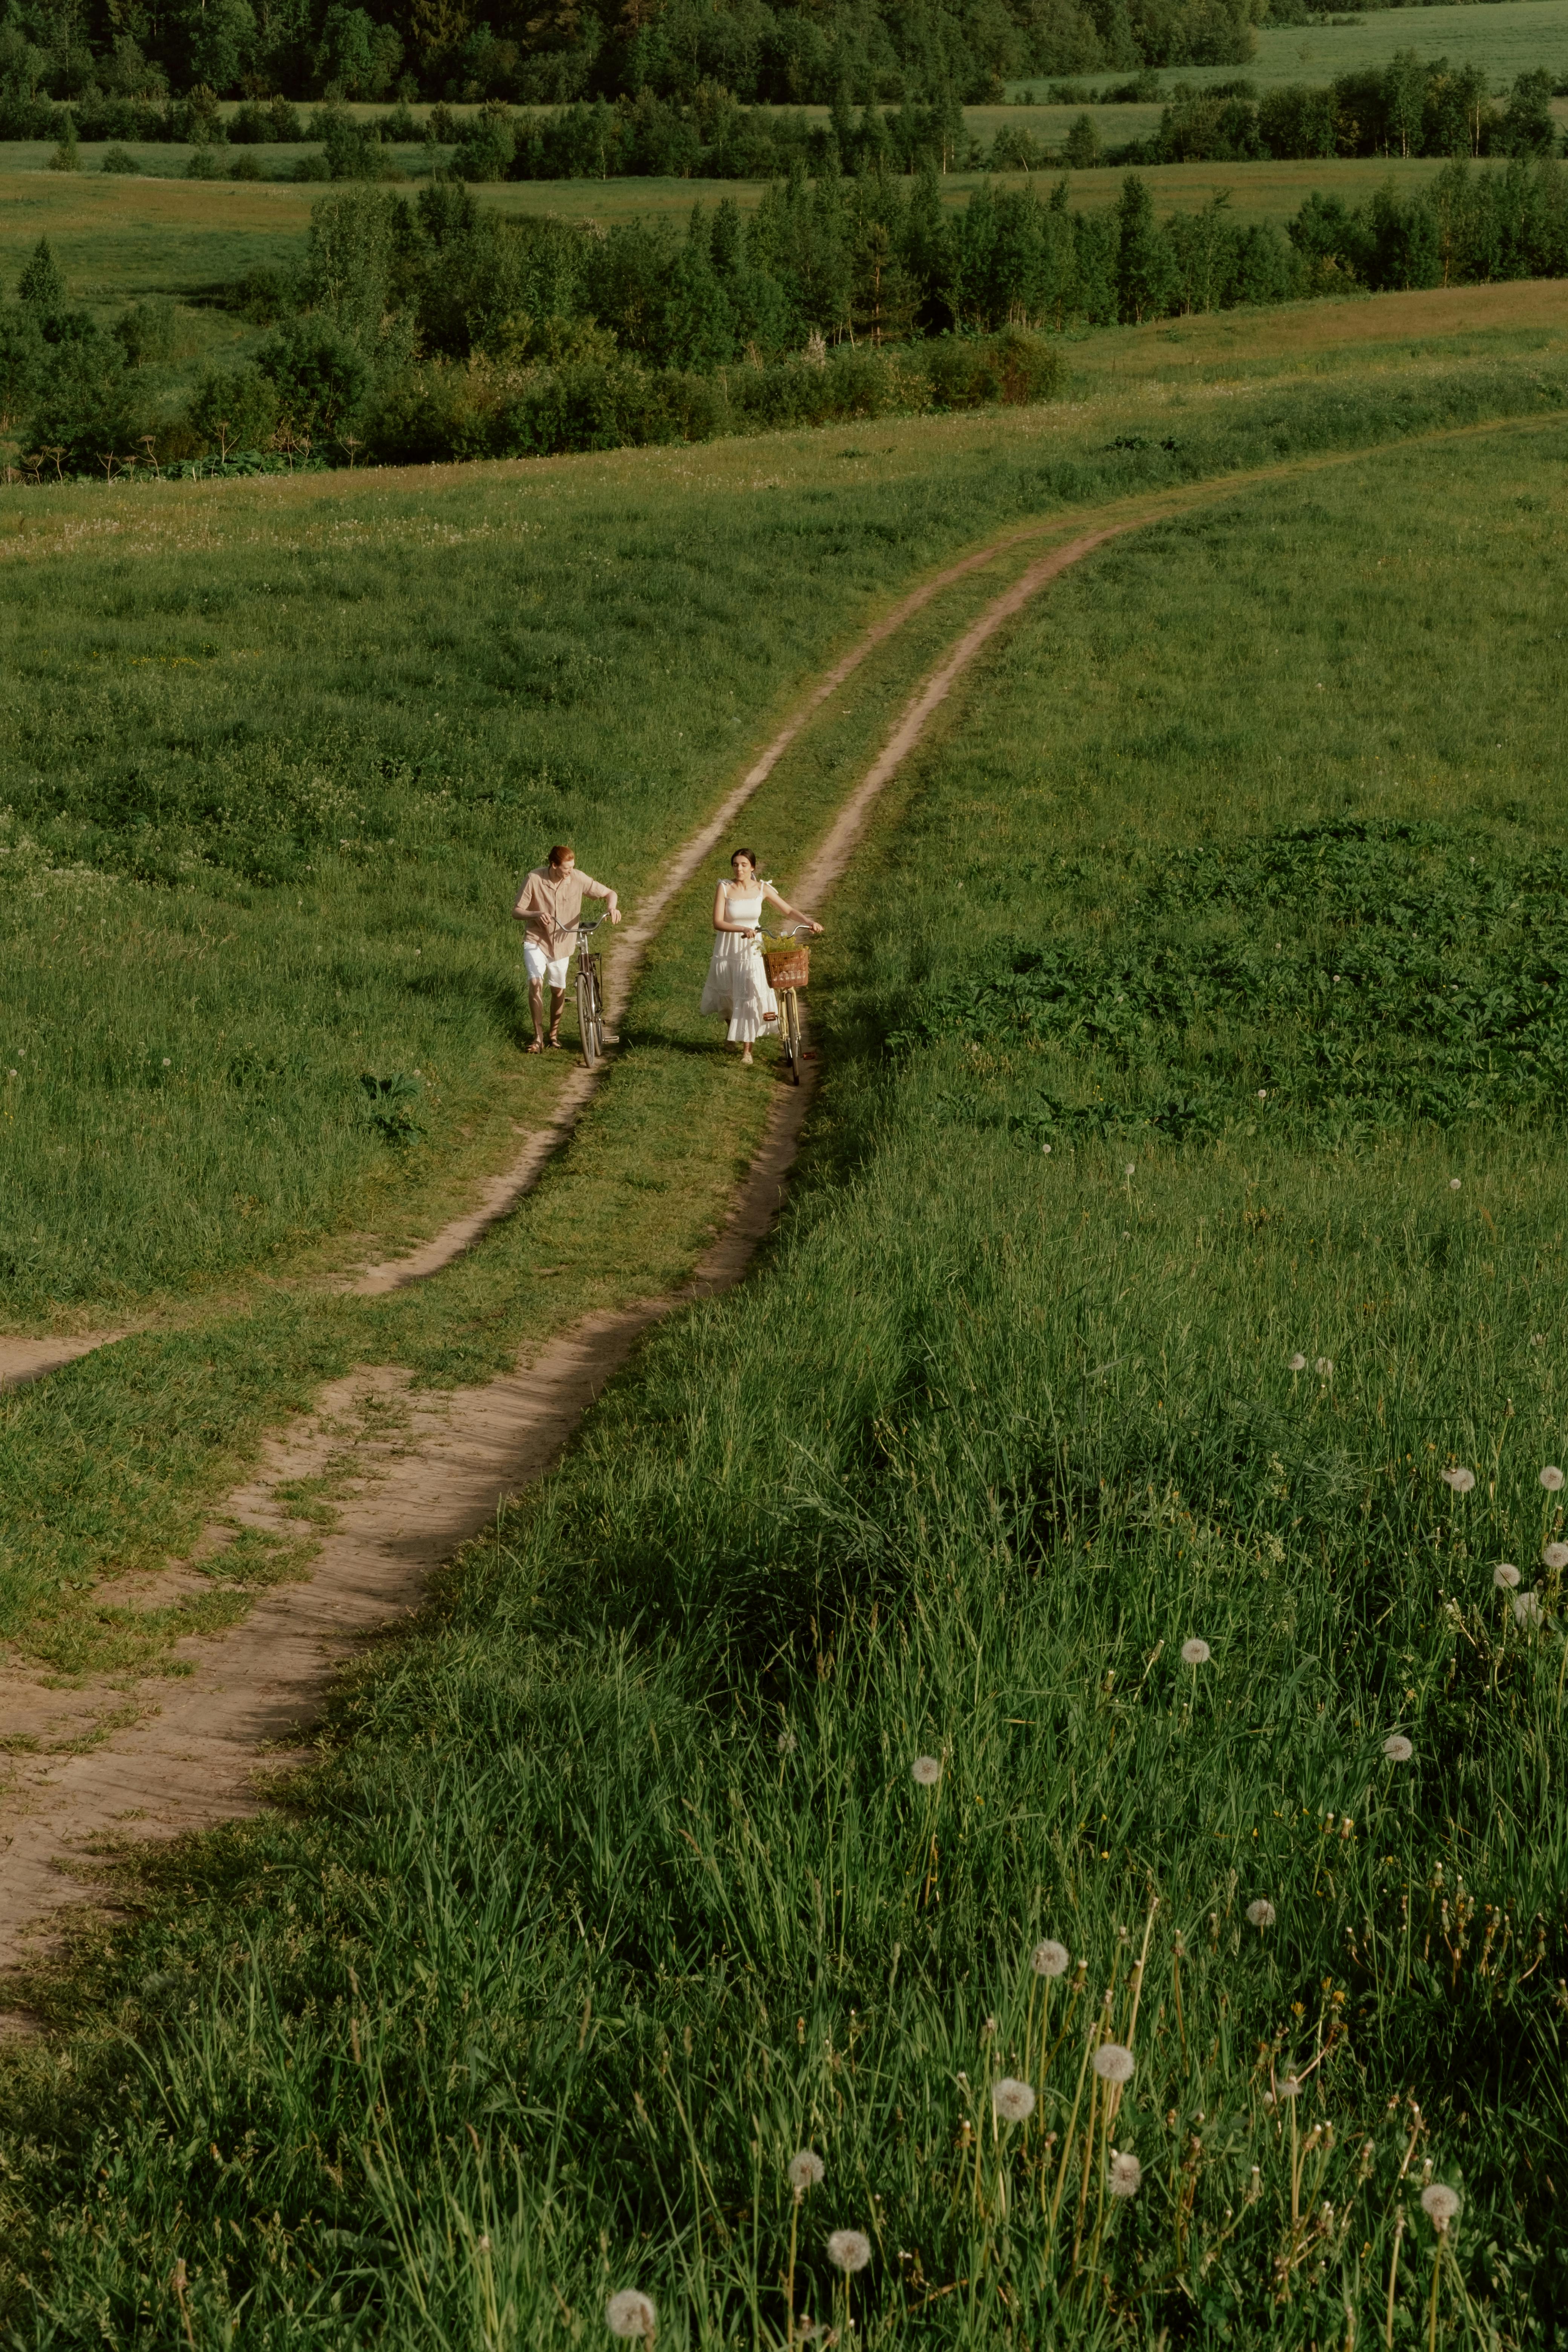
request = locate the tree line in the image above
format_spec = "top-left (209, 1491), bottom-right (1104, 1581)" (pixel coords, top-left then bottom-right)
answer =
top-left (4, 158), bottom-right (1566, 478)
top-left (0, 0), bottom-right (1256, 125)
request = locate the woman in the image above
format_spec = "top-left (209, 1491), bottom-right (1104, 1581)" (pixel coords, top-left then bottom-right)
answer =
top-left (701, 849), bottom-right (822, 1067)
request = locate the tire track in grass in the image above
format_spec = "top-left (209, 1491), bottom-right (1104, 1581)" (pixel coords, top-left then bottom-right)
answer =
top-left (4, 410), bottom-right (1563, 1994)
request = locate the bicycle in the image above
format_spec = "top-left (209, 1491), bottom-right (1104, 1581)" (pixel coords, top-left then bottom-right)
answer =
top-left (761, 923), bottom-right (816, 1087)
top-left (575, 915), bottom-right (608, 1070)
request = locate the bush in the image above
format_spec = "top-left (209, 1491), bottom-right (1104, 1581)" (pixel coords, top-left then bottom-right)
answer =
top-left (225, 265), bottom-right (297, 324)
top-left (25, 329), bottom-right (142, 470)
top-left (228, 152), bottom-right (266, 180)
top-left (100, 144), bottom-right (141, 173)
top-left (113, 297), bottom-right (179, 366)
top-left (184, 364), bottom-right (281, 457)
top-left (185, 147), bottom-right (224, 179)
top-left (257, 317), bottom-right (372, 436)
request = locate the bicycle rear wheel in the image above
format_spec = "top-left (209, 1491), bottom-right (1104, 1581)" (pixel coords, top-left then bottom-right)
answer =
top-left (578, 959), bottom-right (604, 1070)
top-left (782, 988), bottom-right (802, 1086)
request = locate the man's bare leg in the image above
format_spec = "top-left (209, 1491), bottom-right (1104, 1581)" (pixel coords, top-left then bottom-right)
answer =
top-left (548, 985), bottom-right (567, 1046)
top-left (527, 976), bottom-right (546, 1052)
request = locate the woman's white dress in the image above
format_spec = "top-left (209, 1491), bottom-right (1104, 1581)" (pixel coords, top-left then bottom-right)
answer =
top-left (701, 886), bottom-right (778, 1044)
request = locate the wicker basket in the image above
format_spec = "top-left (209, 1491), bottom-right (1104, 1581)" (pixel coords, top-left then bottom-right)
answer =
top-left (763, 943), bottom-right (810, 992)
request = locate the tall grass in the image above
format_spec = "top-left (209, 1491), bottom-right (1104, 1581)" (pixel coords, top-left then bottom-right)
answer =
top-left (3, 415), bottom-right (1567, 2343)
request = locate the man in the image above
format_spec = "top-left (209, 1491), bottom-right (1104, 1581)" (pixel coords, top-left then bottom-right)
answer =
top-left (512, 844), bottom-right (622, 1053)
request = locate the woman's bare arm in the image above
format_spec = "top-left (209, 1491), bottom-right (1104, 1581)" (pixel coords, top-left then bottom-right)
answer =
top-left (761, 881), bottom-right (822, 933)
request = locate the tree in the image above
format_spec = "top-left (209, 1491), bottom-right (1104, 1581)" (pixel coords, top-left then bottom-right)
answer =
top-left (185, 363), bottom-right (281, 454)
top-left (180, 0), bottom-right (257, 93)
top-left (17, 237), bottom-right (66, 321)
top-left (1064, 110), bottom-right (1101, 169)
top-left (1499, 70), bottom-right (1556, 160)
top-left (1114, 171), bottom-right (1173, 321)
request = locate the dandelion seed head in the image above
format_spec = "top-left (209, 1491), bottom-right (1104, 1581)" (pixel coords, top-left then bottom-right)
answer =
top-left (777, 1727), bottom-right (798, 1755)
top-left (1315, 1357), bottom-right (1334, 1377)
top-left (606, 2289), bottom-right (657, 2340)
top-left (161, 1057), bottom-right (171, 1067)
top-left (1124, 1163), bottom-right (1135, 1178)
top-left (1541, 1466), bottom-right (1565, 1493)
top-left (1108, 2150), bottom-right (1143, 2197)
top-left (1093, 2043), bottom-right (1135, 2085)
top-left (787, 2149), bottom-right (825, 2194)
top-left (911, 1755), bottom-right (941, 1788)
top-left (1449, 1178), bottom-right (1461, 1191)
top-left (993, 2078), bottom-right (1036, 2123)
top-left (1512, 1591), bottom-right (1544, 1629)
top-left (1421, 2183), bottom-right (1461, 2233)
top-left (1180, 1637), bottom-right (1211, 1666)
top-left (1382, 1734), bottom-right (1413, 1764)
top-left (1531, 1334), bottom-right (1547, 1347)
top-left (1288, 1353), bottom-right (1307, 1372)
top-left (827, 2230), bottom-right (872, 2274)
top-left (1544, 1542), bottom-right (1568, 1571)
top-left (1031, 1938), bottom-right (1069, 1978)
top-left (1279, 2077), bottom-right (1302, 2100)
top-left (1041, 1142), bottom-right (1051, 1154)
top-left (1494, 1563), bottom-right (1521, 1590)
top-left (476, 2235), bottom-right (491, 2253)
top-left (1257, 1089), bottom-right (1267, 1100)
top-left (1246, 1899), bottom-right (1276, 1929)
top-left (1441, 1466), bottom-right (1475, 1494)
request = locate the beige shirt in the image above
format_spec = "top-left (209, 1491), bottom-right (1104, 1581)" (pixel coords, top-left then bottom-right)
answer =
top-left (512, 865), bottom-right (612, 950)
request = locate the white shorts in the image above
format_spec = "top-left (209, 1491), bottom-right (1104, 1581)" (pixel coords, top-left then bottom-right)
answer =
top-left (524, 936), bottom-right (572, 991)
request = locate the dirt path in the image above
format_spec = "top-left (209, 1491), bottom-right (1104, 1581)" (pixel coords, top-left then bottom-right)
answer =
top-left (6, 413), bottom-right (1558, 1995)
top-left (0, 498), bottom-right (1111, 1998)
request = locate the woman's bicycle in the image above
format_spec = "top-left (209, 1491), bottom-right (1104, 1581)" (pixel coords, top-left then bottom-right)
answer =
top-left (575, 916), bottom-right (608, 1070)
top-left (761, 924), bottom-right (816, 1087)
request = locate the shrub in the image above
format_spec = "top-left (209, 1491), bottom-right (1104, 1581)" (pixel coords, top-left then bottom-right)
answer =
top-left (257, 317), bottom-right (372, 436)
top-left (25, 329), bottom-right (141, 471)
top-left (228, 151), bottom-right (266, 180)
top-left (184, 363), bottom-right (282, 456)
top-left (226, 264), bottom-right (297, 324)
top-left (100, 144), bottom-right (141, 173)
top-left (185, 147), bottom-right (224, 179)
top-left (113, 297), bottom-right (179, 366)
top-left (1064, 112), bottom-right (1101, 169)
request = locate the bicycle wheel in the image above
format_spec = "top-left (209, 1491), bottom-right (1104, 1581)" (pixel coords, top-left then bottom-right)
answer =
top-left (782, 988), bottom-right (802, 1086)
top-left (578, 959), bottom-right (603, 1070)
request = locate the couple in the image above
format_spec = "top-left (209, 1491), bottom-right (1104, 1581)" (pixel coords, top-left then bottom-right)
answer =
top-left (701, 848), bottom-right (822, 1068)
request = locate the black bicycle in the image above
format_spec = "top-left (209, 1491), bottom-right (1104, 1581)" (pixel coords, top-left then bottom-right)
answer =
top-left (575, 916), bottom-right (607, 1070)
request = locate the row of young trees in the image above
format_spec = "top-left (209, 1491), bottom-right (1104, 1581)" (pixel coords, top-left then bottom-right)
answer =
top-left (5, 157), bottom-right (1566, 477)
top-left (1144, 57), bottom-right (1563, 165)
top-left (0, 0), bottom-right (1258, 117)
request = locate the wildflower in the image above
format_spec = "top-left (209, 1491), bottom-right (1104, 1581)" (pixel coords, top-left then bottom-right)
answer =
top-left (1031, 1939), bottom-right (1069, 1978)
top-left (1093, 2043), bottom-right (1135, 2085)
top-left (1494, 1563), bottom-right (1521, 1590)
top-left (1315, 1357), bottom-right (1333, 1377)
top-left (827, 2230), bottom-right (872, 2274)
top-left (1449, 1178), bottom-right (1461, 1191)
top-left (911, 1755), bottom-right (941, 1788)
top-left (788, 2150), bottom-right (825, 2194)
top-left (1420, 2183), bottom-right (1461, 2233)
top-left (1108, 2150), bottom-right (1143, 2197)
top-left (1180, 1637), bottom-right (1211, 1666)
top-left (1279, 2077), bottom-right (1302, 2100)
top-left (1382, 1734), bottom-right (1413, 1764)
top-left (1541, 1467), bottom-right (1565, 1492)
top-left (1544, 1542), bottom-right (1568, 1571)
top-left (161, 1057), bottom-right (171, 1067)
top-left (1512, 1592), bottom-right (1544, 1629)
top-left (1124, 1163), bottom-right (1135, 1179)
top-left (1257, 1089), bottom-right (1267, 1100)
top-left (1041, 1142), bottom-right (1051, 1154)
top-left (1246, 1899), bottom-right (1276, 1929)
top-left (777, 1727), bottom-right (798, 1755)
top-left (1288, 1353), bottom-right (1307, 1372)
top-left (1441, 1467), bottom-right (1475, 1494)
top-left (606, 2289), bottom-right (657, 2340)
top-left (993, 2078), bottom-right (1035, 2123)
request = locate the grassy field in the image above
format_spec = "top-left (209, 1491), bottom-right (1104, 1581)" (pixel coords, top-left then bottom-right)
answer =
top-left (2, 288), bottom-right (1565, 1336)
top-left (1015, 0), bottom-right (1568, 96)
top-left (3, 377), bottom-right (1566, 2345)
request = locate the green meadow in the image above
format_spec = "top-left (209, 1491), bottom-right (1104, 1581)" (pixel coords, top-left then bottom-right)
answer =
top-left (0, 284), bottom-right (1566, 2344)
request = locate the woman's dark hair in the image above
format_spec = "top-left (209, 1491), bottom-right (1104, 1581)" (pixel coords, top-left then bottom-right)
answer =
top-left (729, 847), bottom-right (758, 869)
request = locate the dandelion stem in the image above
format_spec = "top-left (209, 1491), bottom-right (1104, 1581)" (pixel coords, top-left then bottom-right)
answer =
top-left (1426, 2233), bottom-right (1442, 2352)
top-left (1384, 2205), bottom-right (1406, 2350)
top-left (785, 2195), bottom-right (799, 2352)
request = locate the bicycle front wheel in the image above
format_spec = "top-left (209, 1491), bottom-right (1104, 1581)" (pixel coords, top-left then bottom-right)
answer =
top-left (578, 959), bottom-right (604, 1070)
top-left (782, 988), bottom-right (802, 1086)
